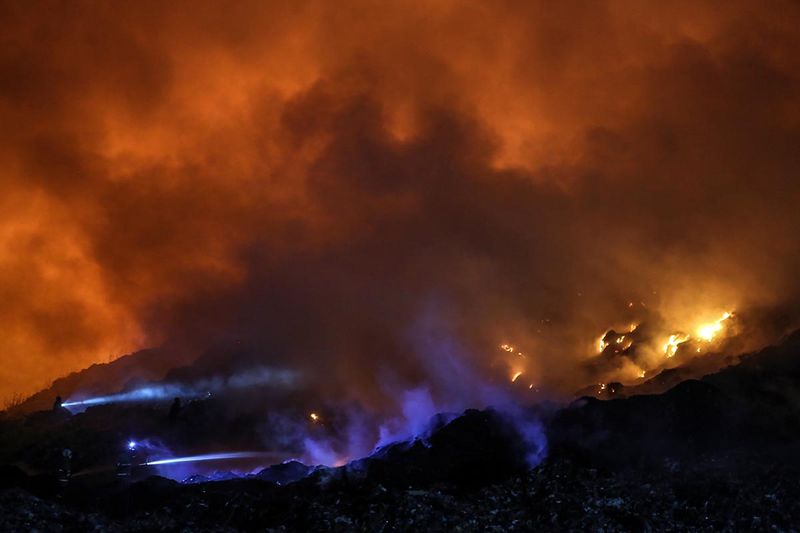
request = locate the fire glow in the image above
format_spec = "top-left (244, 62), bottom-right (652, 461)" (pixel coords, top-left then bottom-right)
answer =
top-left (697, 312), bottom-right (734, 342)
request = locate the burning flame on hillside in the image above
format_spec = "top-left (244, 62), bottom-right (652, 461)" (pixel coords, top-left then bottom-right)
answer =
top-left (697, 312), bottom-right (734, 342)
top-left (496, 307), bottom-right (742, 395)
top-left (585, 309), bottom-right (738, 386)
top-left (661, 311), bottom-right (735, 357)
top-left (663, 333), bottom-right (690, 358)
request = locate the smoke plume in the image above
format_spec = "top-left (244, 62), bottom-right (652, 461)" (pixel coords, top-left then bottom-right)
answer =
top-left (2, 1), bottom-right (800, 411)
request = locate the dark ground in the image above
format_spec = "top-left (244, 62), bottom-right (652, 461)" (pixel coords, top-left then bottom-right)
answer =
top-left (1, 451), bottom-right (799, 532)
top-left (3, 332), bottom-right (800, 531)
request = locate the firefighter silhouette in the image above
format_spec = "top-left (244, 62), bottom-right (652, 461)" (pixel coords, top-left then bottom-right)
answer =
top-left (59, 448), bottom-right (72, 482)
top-left (169, 397), bottom-right (181, 423)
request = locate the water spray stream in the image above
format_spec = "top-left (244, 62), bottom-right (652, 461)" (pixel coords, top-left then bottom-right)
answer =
top-left (61, 366), bottom-right (299, 410)
top-left (144, 452), bottom-right (283, 466)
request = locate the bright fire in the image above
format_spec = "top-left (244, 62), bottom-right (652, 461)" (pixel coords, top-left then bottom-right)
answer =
top-left (696, 312), bottom-right (734, 342)
top-left (662, 333), bottom-right (690, 358)
top-left (597, 336), bottom-right (609, 353)
top-left (596, 324), bottom-right (638, 354)
top-left (661, 311), bottom-right (734, 357)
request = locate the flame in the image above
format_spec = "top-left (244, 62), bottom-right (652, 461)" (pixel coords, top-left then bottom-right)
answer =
top-left (588, 308), bottom-right (734, 386)
top-left (596, 324), bottom-right (637, 354)
top-left (696, 312), bottom-right (733, 342)
top-left (597, 336), bottom-right (608, 353)
top-left (662, 333), bottom-right (690, 358)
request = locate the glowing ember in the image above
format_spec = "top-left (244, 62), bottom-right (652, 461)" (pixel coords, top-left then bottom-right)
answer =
top-left (511, 371), bottom-right (523, 382)
top-left (500, 343), bottom-right (525, 357)
top-left (309, 412), bottom-right (320, 422)
top-left (696, 312), bottom-right (733, 342)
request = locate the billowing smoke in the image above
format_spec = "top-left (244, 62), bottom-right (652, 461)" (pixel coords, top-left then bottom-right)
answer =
top-left (2, 0), bottom-right (800, 421)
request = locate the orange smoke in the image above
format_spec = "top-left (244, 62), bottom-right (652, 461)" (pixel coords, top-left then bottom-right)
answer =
top-left (2, 1), bottom-right (800, 402)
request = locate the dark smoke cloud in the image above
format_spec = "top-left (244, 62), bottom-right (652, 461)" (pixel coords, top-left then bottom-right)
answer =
top-left (2, 0), bottom-right (800, 407)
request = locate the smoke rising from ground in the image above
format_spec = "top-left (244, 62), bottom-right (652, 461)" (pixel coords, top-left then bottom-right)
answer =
top-left (2, 1), bottom-right (800, 409)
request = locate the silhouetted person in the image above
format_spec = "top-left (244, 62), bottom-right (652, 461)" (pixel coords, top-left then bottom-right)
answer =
top-left (169, 397), bottom-right (181, 423)
top-left (59, 448), bottom-right (72, 482)
top-left (53, 395), bottom-right (63, 411)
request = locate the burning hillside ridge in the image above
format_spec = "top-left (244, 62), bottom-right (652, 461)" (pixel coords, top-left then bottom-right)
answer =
top-left (1, 300), bottom-right (779, 482)
top-left (586, 309), bottom-right (739, 384)
top-left (7, 300), bottom-right (791, 419)
top-left (5, 297), bottom-right (772, 490)
top-left (497, 301), bottom-right (793, 397)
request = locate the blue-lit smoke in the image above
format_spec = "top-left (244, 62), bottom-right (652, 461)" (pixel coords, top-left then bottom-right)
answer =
top-left (62, 366), bottom-right (298, 411)
top-left (299, 322), bottom-right (548, 468)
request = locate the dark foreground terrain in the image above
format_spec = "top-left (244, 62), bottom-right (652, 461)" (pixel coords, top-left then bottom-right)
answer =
top-left (3, 332), bottom-right (800, 531)
top-left (2, 450), bottom-right (799, 532)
